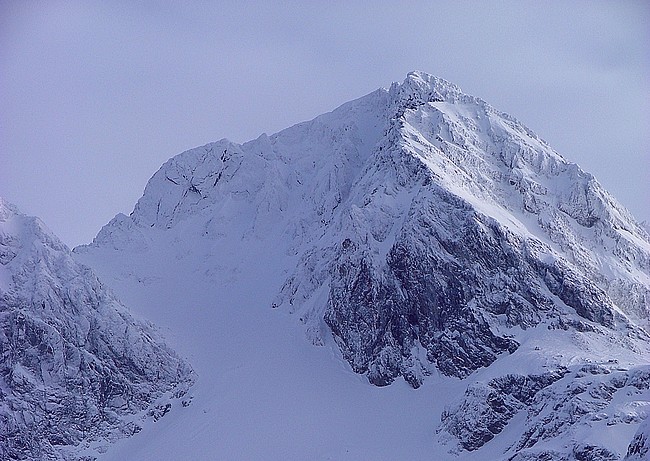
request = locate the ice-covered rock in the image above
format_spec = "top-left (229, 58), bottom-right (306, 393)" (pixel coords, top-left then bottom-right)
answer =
top-left (0, 198), bottom-right (193, 460)
top-left (440, 365), bottom-right (650, 459)
top-left (626, 417), bottom-right (650, 460)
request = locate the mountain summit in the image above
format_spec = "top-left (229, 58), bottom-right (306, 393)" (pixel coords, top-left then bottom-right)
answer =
top-left (76, 72), bottom-right (649, 460)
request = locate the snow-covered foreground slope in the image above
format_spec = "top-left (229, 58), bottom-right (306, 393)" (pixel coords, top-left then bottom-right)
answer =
top-left (76, 72), bottom-right (650, 460)
top-left (0, 198), bottom-right (193, 460)
top-left (77, 226), bottom-right (464, 460)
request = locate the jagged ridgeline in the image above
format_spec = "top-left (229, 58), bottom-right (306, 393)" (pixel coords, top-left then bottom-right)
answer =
top-left (91, 72), bottom-right (648, 385)
top-left (76, 71), bottom-right (650, 460)
top-left (0, 198), bottom-right (194, 460)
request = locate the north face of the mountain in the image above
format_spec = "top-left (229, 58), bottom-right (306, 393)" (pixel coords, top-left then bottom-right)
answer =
top-left (0, 198), bottom-right (193, 460)
top-left (79, 71), bottom-right (649, 460)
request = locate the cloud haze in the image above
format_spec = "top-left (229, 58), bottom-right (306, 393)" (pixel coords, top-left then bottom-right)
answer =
top-left (1, 1), bottom-right (648, 246)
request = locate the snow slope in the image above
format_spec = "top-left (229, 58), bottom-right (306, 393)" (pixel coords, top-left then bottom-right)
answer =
top-left (77, 226), bottom-right (463, 460)
top-left (75, 72), bottom-right (650, 460)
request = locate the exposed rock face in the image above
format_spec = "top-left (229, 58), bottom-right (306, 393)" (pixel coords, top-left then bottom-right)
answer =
top-left (626, 417), bottom-right (650, 460)
top-left (77, 71), bottom-right (650, 460)
top-left (0, 198), bottom-right (193, 460)
top-left (439, 370), bottom-right (568, 451)
top-left (275, 72), bottom-right (648, 388)
top-left (324, 203), bottom-right (527, 386)
top-left (440, 365), bottom-right (650, 460)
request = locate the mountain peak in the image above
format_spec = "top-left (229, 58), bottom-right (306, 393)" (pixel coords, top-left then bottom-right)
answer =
top-left (0, 196), bottom-right (19, 220)
top-left (404, 70), bottom-right (461, 94)
top-left (76, 73), bottom-right (650, 460)
top-left (389, 71), bottom-right (465, 107)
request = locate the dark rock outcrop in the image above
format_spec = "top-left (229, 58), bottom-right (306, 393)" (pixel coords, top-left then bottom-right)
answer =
top-left (440, 365), bottom-right (650, 459)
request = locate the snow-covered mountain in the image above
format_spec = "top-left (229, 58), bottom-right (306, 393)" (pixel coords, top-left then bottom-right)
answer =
top-left (74, 71), bottom-right (649, 460)
top-left (0, 198), bottom-right (194, 460)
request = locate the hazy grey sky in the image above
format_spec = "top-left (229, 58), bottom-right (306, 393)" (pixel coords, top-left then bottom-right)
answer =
top-left (1, 1), bottom-right (648, 247)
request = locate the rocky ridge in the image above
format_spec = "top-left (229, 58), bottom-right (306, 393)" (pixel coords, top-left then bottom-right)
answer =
top-left (0, 198), bottom-right (194, 460)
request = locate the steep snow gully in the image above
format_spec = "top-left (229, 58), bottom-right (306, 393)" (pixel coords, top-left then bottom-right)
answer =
top-left (2, 72), bottom-right (648, 460)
